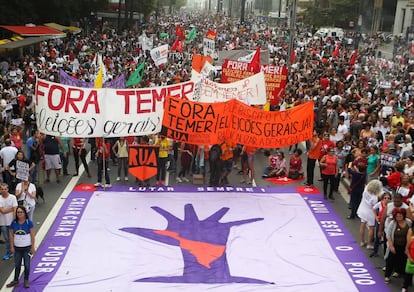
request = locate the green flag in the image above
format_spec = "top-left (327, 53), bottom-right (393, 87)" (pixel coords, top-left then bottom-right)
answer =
top-left (186, 27), bottom-right (197, 41)
top-left (126, 62), bottom-right (145, 87)
top-left (160, 32), bottom-right (169, 38)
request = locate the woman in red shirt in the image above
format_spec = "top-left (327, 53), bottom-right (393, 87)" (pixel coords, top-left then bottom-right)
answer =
top-left (320, 146), bottom-right (338, 200)
top-left (288, 149), bottom-right (303, 179)
top-left (10, 127), bottom-right (22, 150)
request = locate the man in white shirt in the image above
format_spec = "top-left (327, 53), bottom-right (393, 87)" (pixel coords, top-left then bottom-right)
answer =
top-left (0, 139), bottom-right (18, 190)
top-left (0, 183), bottom-right (17, 260)
top-left (336, 116), bottom-right (348, 141)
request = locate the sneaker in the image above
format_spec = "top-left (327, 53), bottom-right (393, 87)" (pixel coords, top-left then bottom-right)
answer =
top-left (24, 280), bottom-right (30, 288)
top-left (384, 277), bottom-right (390, 284)
top-left (6, 280), bottom-right (18, 288)
top-left (183, 177), bottom-right (190, 182)
top-left (2, 252), bottom-right (12, 260)
top-left (176, 177), bottom-right (183, 183)
top-left (94, 182), bottom-right (102, 187)
top-left (366, 244), bottom-right (374, 250)
top-left (392, 272), bottom-right (399, 277)
top-left (116, 177), bottom-right (121, 181)
top-left (104, 184), bottom-right (112, 188)
top-left (359, 242), bottom-right (366, 247)
top-left (124, 177), bottom-right (128, 181)
top-left (240, 179), bottom-right (246, 184)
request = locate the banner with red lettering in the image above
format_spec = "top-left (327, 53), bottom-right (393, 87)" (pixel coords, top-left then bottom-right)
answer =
top-left (35, 79), bottom-right (195, 138)
top-left (128, 144), bottom-right (159, 182)
top-left (261, 64), bottom-right (288, 105)
top-left (191, 70), bottom-right (266, 104)
top-left (221, 62), bottom-right (287, 105)
top-left (161, 96), bottom-right (313, 148)
top-left (35, 76), bottom-right (268, 138)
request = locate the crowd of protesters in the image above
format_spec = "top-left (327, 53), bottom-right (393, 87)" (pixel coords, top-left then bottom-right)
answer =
top-left (0, 10), bottom-right (413, 288)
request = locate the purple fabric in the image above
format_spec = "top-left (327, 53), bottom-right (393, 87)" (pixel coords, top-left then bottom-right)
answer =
top-left (59, 69), bottom-right (126, 88)
top-left (19, 186), bottom-right (388, 291)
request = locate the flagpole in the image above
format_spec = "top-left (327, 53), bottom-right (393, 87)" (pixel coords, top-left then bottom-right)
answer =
top-left (103, 137), bottom-right (106, 191)
top-left (287, 0), bottom-right (297, 69)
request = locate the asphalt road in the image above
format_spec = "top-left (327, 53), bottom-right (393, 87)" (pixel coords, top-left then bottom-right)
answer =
top-left (0, 145), bottom-right (399, 291)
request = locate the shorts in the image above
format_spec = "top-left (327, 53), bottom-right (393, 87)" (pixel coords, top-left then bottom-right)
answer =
top-left (44, 154), bottom-right (62, 170)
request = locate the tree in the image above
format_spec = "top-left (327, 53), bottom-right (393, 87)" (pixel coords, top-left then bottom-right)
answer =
top-left (301, 0), bottom-right (359, 29)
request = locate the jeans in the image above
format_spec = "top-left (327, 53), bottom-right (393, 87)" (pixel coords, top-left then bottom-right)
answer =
top-left (0, 226), bottom-right (10, 254)
top-left (13, 246), bottom-right (31, 281)
top-left (117, 157), bottom-right (128, 178)
top-left (157, 157), bottom-right (168, 182)
top-left (60, 152), bottom-right (69, 175)
top-left (73, 148), bottom-right (90, 175)
top-left (322, 174), bottom-right (335, 198)
top-left (97, 159), bottom-right (110, 184)
top-left (306, 158), bottom-right (316, 185)
top-left (29, 164), bottom-right (38, 184)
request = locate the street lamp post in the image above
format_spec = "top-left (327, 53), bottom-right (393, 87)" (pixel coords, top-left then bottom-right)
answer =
top-left (287, 0), bottom-right (298, 68)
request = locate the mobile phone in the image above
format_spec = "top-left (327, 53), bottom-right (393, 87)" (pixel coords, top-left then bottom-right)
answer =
top-left (28, 252), bottom-right (33, 257)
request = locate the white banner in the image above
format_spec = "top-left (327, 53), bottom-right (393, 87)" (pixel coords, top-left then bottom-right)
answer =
top-left (150, 44), bottom-right (169, 67)
top-left (35, 72), bottom-right (266, 137)
top-left (138, 32), bottom-right (153, 51)
top-left (191, 70), bottom-right (266, 104)
top-left (203, 37), bottom-right (215, 58)
top-left (35, 79), bottom-right (194, 138)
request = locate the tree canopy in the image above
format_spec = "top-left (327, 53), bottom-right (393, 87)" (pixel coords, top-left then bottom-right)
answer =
top-left (301, 0), bottom-right (360, 29)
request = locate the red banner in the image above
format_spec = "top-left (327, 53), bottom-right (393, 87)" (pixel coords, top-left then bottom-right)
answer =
top-left (161, 96), bottom-right (313, 148)
top-left (221, 62), bottom-right (287, 105)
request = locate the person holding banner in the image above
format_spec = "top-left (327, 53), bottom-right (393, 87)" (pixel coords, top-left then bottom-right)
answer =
top-left (112, 137), bottom-right (129, 182)
top-left (72, 138), bottom-right (91, 178)
top-left (94, 138), bottom-right (111, 188)
top-left (7, 151), bottom-right (34, 193)
top-left (155, 135), bottom-right (170, 186)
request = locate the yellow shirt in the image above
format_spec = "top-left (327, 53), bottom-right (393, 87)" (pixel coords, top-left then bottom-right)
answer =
top-left (156, 138), bottom-right (170, 158)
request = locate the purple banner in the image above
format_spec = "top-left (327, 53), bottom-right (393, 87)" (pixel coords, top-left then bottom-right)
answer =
top-left (21, 185), bottom-right (388, 291)
top-left (59, 69), bottom-right (126, 88)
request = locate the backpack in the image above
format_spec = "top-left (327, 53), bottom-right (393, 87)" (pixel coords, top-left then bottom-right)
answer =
top-left (209, 144), bottom-right (222, 162)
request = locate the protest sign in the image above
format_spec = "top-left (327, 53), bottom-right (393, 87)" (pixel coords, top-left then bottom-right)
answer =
top-left (16, 160), bottom-right (30, 181)
top-left (221, 61), bottom-right (287, 105)
top-left (161, 96), bottom-right (313, 148)
top-left (191, 70), bottom-right (266, 104)
top-left (150, 44), bottom-right (169, 67)
top-left (36, 74), bottom-right (268, 137)
top-left (203, 37), bottom-right (215, 58)
top-left (35, 78), bottom-right (194, 137)
top-left (128, 144), bottom-right (159, 182)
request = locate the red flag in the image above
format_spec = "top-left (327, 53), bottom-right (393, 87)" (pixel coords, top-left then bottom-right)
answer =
top-left (249, 47), bottom-right (261, 73)
top-left (177, 40), bottom-right (183, 53)
top-left (411, 42), bottom-right (414, 55)
top-left (171, 38), bottom-right (179, 51)
top-left (332, 44), bottom-right (340, 57)
top-left (205, 29), bottom-right (217, 40)
top-left (175, 24), bottom-right (185, 40)
top-left (290, 49), bottom-right (296, 64)
top-left (349, 49), bottom-right (358, 65)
